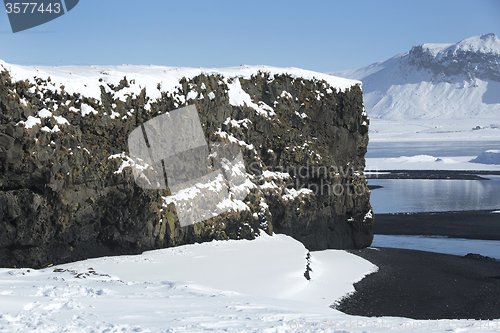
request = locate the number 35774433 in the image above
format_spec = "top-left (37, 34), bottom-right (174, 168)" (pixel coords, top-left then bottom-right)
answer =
top-left (5, 2), bottom-right (61, 14)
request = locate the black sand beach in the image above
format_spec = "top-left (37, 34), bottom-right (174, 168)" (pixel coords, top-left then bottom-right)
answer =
top-left (366, 170), bottom-right (500, 180)
top-left (335, 210), bottom-right (500, 320)
top-left (374, 210), bottom-right (500, 240)
top-left (336, 247), bottom-right (500, 320)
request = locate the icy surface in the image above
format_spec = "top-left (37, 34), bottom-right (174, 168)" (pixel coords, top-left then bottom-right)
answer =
top-left (367, 154), bottom-right (500, 171)
top-left (367, 118), bottom-right (500, 142)
top-left (372, 235), bottom-right (500, 260)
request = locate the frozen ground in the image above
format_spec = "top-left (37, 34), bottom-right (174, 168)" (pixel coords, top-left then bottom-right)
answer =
top-left (1, 233), bottom-right (498, 332)
top-left (366, 154), bottom-right (500, 171)
top-left (369, 118), bottom-right (500, 143)
top-left (366, 119), bottom-right (500, 170)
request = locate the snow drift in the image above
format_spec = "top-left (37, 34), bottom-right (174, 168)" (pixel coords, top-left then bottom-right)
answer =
top-left (471, 150), bottom-right (500, 165)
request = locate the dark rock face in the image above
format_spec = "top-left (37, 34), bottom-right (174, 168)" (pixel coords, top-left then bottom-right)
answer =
top-left (0, 68), bottom-right (373, 268)
top-left (408, 33), bottom-right (500, 82)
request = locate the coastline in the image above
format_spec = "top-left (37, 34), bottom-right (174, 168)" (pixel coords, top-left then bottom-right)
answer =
top-left (374, 210), bottom-right (500, 240)
top-left (334, 210), bottom-right (500, 320)
top-left (367, 170), bottom-right (500, 180)
top-left (335, 247), bottom-right (500, 320)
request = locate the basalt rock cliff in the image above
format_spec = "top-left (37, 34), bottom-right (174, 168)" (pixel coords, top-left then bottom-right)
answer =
top-left (0, 62), bottom-right (373, 268)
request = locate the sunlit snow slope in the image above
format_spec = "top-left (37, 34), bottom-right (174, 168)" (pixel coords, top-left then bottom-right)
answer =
top-left (0, 234), bottom-right (381, 332)
top-left (332, 33), bottom-right (500, 121)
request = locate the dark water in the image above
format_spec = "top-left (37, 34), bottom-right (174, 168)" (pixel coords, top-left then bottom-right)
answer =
top-left (368, 176), bottom-right (500, 213)
top-left (366, 140), bottom-right (500, 213)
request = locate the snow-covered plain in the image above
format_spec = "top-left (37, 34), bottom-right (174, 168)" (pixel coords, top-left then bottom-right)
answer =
top-left (2, 233), bottom-right (499, 332)
top-left (3, 234), bottom-right (371, 332)
top-left (368, 118), bottom-right (500, 143)
top-left (366, 154), bottom-right (500, 171)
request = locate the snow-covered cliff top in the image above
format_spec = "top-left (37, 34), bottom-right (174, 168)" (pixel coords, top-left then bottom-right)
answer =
top-left (0, 60), bottom-right (360, 103)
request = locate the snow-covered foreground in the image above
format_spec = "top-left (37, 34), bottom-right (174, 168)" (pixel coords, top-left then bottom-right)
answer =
top-left (56, 233), bottom-right (376, 308)
top-left (2, 233), bottom-right (373, 332)
top-left (1, 233), bottom-right (498, 332)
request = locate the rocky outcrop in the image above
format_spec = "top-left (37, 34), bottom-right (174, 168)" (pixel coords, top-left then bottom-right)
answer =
top-left (408, 33), bottom-right (500, 82)
top-left (0, 63), bottom-right (373, 268)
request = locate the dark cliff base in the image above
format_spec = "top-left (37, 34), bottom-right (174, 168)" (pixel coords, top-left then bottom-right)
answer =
top-left (374, 210), bottom-right (500, 240)
top-left (334, 210), bottom-right (500, 320)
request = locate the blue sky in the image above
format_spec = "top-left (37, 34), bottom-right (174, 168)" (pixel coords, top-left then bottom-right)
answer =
top-left (1, 0), bottom-right (499, 72)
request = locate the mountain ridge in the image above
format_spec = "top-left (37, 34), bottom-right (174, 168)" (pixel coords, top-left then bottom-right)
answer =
top-left (331, 33), bottom-right (500, 121)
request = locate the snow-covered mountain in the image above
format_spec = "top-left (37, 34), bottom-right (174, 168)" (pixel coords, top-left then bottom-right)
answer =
top-left (332, 33), bottom-right (500, 121)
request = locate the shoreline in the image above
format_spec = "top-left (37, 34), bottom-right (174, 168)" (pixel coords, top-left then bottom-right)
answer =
top-left (335, 247), bottom-right (500, 320)
top-left (366, 170), bottom-right (500, 180)
top-left (374, 210), bottom-right (500, 240)
top-left (334, 209), bottom-right (500, 320)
